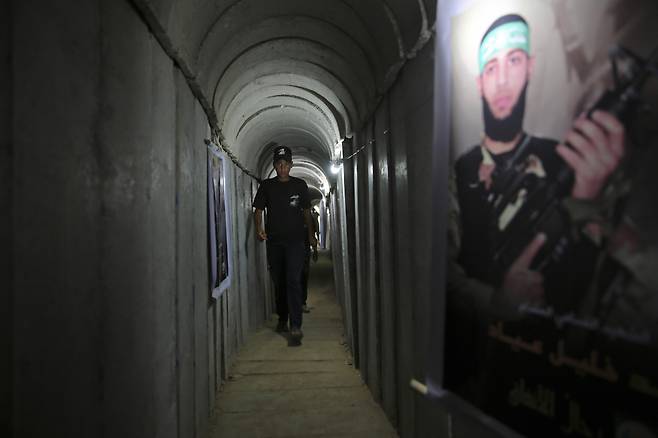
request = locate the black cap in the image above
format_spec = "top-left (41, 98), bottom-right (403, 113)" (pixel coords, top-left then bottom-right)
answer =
top-left (273, 145), bottom-right (292, 164)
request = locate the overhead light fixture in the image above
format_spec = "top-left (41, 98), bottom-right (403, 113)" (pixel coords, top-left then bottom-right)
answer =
top-left (330, 160), bottom-right (343, 174)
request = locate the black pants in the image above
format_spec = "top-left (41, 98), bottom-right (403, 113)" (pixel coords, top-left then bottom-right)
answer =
top-left (267, 241), bottom-right (305, 328)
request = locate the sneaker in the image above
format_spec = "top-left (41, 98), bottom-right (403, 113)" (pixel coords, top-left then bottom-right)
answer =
top-left (276, 320), bottom-right (289, 333)
top-left (302, 304), bottom-right (310, 313)
top-left (290, 326), bottom-right (304, 340)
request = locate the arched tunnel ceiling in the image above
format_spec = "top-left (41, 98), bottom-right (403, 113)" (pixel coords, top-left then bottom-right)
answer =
top-left (222, 82), bottom-right (346, 143)
top-left (220, 74), bottom-right (354, 144)
top-left (145, 0), bottom-right (435, 181)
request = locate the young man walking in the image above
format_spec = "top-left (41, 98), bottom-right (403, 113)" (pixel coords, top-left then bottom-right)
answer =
top-left (253, 145), bottom-right (318, 343)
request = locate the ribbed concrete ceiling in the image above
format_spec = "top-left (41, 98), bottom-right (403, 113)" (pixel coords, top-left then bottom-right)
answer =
top-left (146, 0), bottom-right (435, 180)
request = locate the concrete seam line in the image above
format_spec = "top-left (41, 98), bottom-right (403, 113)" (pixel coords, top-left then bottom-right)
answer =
top-left (126, 0), bottom-right (260, 182)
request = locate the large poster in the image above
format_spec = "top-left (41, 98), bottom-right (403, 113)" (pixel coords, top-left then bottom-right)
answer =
top-left (441, 0), bottom-right (658, 436)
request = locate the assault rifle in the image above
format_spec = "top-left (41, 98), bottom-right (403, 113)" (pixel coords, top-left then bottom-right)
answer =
top-left (487, 45), bottom-right (658, 294)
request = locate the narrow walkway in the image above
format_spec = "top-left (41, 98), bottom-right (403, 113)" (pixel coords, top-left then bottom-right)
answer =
top-left (210, 251), bottom-right (398, 438)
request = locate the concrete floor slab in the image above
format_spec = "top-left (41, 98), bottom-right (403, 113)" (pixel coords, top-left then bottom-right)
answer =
top-left (231, 359), bottom-right (352, 375)
top-left (235, 342), bottom-right (348, 361)
top-left (214, 405), bottom-right (397, 438)
top-left (217, 386), bottom-right (376, 414)
top-left (220, 370), bottom-right (364, 393)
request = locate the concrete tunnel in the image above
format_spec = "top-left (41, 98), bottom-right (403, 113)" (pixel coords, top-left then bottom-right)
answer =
top-left (10, 1), bottom-right (656, 437)
top-left (3, 0), bottom-right (442, 437)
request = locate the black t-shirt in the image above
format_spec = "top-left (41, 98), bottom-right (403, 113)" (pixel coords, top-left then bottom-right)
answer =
top-left (252, 176), bottom-right (310, 244)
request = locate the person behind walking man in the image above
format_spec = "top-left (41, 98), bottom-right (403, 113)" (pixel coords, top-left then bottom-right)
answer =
top-left (301, 208), bottom-right (319, 313)
top-left (253, 145), bottom-right (318, 342)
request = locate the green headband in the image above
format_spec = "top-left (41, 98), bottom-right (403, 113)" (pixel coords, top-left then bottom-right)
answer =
top-left (479, 21), bottom-right (530, 73)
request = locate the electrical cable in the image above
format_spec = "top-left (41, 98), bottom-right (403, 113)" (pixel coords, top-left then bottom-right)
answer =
top-left (336, 129), bottom-right (389, 165)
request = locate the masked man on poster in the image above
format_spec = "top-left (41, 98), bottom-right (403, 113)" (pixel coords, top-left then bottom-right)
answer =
top-left (253, 145), bottom-right (318, 343)
top-left (452, 14), bottom-right (626, 314)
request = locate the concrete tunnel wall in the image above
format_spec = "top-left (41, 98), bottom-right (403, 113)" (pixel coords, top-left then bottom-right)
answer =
top-left (8, 1), bottom-right (271, 437)
top-left (2, 0), bottom-right (12, 433)
top-left (327, 38), bottom-right (504, 438)
top-left (4, 1), bottom-right (504, 438)
top-left (328, 39), bottom-right (447, 437)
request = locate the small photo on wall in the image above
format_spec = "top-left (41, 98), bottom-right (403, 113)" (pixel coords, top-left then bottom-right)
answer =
top-left (208, 146), bottom-right (233, 298)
